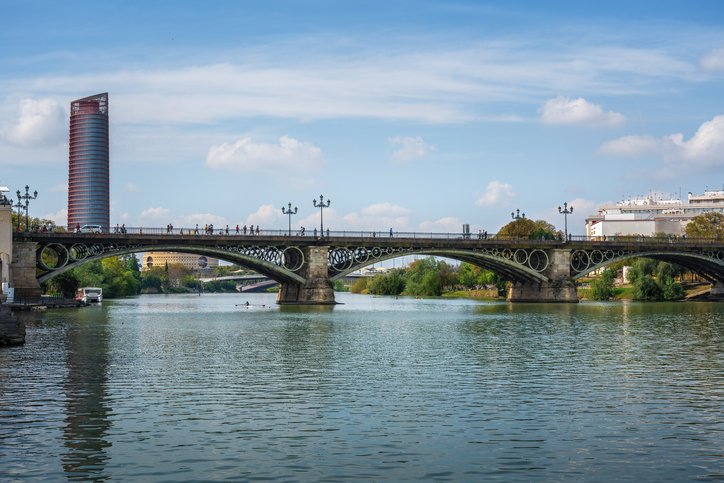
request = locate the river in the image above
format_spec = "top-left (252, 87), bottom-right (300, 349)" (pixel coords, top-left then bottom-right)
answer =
top-left (0, 293), bottom-right (722, 481)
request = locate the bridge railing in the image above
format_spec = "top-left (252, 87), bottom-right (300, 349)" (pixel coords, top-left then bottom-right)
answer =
top-left (26, 226), bottom-right (724, 244)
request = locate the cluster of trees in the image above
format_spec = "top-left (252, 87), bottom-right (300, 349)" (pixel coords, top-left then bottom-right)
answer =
top-left (44, 255), bottom-right (142, 298)
top-left (685, 212), bottom-right (724, 238)
top-left (587, 259), bottom-right (685, 301)
top-left (351, 257), bottom-right (505, 297)
top-left (497, 218), bottom-right (561, 240)
top-left (43, 257), bottom-right (240, 298)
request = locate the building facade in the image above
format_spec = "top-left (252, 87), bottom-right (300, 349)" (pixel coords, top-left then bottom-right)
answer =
top-left (586, 190), bottom-right (724, 237)
top-left (67, 93), bottom-right (110, 231)
top-left (142, 251), bottom-right (219, 271)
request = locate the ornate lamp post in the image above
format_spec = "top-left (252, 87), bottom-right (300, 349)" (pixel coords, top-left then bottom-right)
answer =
top-left (282, 202), bottom-right (298, 236)
top-left (313, 195), bottom-right (331, 237)
top-left (558, 202), bottom-right (573, 241)
top-left (16, 185), bottom-right (37, 232)
top-left (511, 208), bottom-right (525, 239)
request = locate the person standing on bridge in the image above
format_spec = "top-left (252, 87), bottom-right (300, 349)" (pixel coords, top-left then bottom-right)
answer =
top-left (194, 224), bottom-right (199, 235)
top-left (256, 225), bottom-right (260, 235)
top-left (225, 225), bottom-right (229, 235)
top-left (235, 224), bottom-right (240, 234)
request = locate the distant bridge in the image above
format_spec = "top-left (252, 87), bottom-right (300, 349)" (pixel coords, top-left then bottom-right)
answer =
top-left (11, 228), bottom-right (724, 304)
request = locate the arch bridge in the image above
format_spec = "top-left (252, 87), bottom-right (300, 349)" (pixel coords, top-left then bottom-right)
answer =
top-left (11, 231), bottom-right (724, 303)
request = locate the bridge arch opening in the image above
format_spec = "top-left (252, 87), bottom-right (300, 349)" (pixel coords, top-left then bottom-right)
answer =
top-left (570, 251), bottom-right (724, 285)
top-left (36, 244), bottom-right (306, 286)
top-left (329, 248), bottom-right (550, 285)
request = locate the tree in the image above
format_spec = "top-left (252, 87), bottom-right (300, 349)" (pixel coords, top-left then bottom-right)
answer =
top-left (498, 218), bottom-right (560, 239)
top-left (590, 268), bottom-right (617, 300)
top-left (497, 218), bottom-right (537, 238)
top-left (685, 212), bottom-right (724, 239)
top-left (367, 269), bottom-right (406, 295)
top-left (627, 259), bottom-right (684, 301)
top-left (350, 277), bottom-right (368, 294)
top-left (404, 257), bottom-right (455, 296)
top-left (457, 262), bottom-right (496, 288)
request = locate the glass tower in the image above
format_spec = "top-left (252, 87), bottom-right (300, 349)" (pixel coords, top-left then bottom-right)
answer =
top-left (67, 93), bottom-right (109, 231)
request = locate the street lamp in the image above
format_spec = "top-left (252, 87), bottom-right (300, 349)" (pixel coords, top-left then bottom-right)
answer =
top-left (558, 202), bottom-right (573, 241)
top-left (282, 202), bottom-right (298, 236)
top-left (511, 208), bottom-right (526, 239)
top-left (313, 195), bottom-right (331, 237)
top-left (16, 185), bottom-right (37, 232)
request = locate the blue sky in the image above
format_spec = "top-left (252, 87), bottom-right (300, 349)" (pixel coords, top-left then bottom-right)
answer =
top-left (2, 0), bottom-right (724, 235)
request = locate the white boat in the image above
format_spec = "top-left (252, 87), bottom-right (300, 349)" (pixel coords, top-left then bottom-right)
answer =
top-left (76, 287), bottom-right (103, 303)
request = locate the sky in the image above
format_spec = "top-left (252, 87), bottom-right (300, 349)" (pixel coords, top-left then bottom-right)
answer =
top-left (1, 0), bottom-right (724, 236)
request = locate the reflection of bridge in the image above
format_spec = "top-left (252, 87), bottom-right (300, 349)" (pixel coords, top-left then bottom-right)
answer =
top-left (198, 274), bottom-right (277, 292)
top-left (11, 230), bottom-right (724, 304)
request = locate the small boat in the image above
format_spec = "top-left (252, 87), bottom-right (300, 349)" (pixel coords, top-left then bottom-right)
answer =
top-left (76, 287), bottom-right (103, 304)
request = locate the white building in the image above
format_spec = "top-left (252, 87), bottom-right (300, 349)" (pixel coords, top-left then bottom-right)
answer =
top-left (586, 189), bottom-right (724, 238)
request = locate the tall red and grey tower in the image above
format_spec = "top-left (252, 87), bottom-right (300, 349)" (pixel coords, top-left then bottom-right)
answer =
top-left (67, 93), bottom-right (110, 231)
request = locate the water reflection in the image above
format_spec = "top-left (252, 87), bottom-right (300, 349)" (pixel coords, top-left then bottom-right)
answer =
top-left (61, 306), bottom-right (111, 481)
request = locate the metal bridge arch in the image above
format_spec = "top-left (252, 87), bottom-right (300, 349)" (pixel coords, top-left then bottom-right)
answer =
top-left (570, 249), bottom-right (724, 283)
top-left (328, 247), bottom-right (551, 284)
top-left (35, 243), bottom-right (306, 285)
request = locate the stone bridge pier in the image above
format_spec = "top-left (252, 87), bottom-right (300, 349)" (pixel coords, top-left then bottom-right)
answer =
top-left (277, 246), bottom-right (335, 305)
top-left (507, 249), bottom-right (578, 303)
top-left (11, 241), bottom-right (42, 300)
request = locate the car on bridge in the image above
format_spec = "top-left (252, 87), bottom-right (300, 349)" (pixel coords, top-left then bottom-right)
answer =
top-left (79, 224), bottom-right (102, 233)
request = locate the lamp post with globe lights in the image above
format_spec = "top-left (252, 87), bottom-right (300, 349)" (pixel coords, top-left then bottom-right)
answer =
top-left (313, 195), bottom-right (331, 238)
top-left (282, 202), bottom-right (298, 236)
top-left (558, 202), bottom-right (573, 242)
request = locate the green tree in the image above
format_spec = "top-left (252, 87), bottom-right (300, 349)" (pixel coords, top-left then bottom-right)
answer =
top-left (589, 268), bottom-right (617, 300)
top-left (457, 262), bottom-right (496, 288)
top-left (627, 259), bottom-right (684, 301)
top-left (497, 218), bottom-right (537, 238)
top-left (404, 257), bottom-right (456, 296)
top-left (350, 277), bottom-right (368, 294)
top-left (685, 212), bottom-right (724, 239)
top-left (367, 269), bottom-right (406, 295)
top-left (529, 220), bottom-right (561, 240)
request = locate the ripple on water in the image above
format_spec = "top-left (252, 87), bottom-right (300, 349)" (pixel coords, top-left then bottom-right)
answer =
top-left (0, 294), bottom-right (722, 481)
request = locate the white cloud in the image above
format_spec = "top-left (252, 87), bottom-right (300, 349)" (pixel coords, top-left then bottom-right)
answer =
top-left (41, 208), bottom-right (67, 226)
top-left (388, 136), bottom-right (435, 162)
top-left (139, 207), bottom-right (171, 223)
top-left (245, 204), bottom-right (283, 226)
top-left (599, 135), bottom-right (661, 156)
top-left (475, 181), bottom-right (515, 206)
top-left (174, 213), bottom-right (229, 229)
top-left (206, 135), bottom-right (324, 172)
top-left (701, 47), bottom-right (724, 71)
top-left (418, 217), bottom-right (464, 233)
top-left (599, 115), bottom-right (724, 169)
top-left (0, 98), bottom-right (65, 146)
top-left (343, 203), bottom-right (411, 231)
top-left (539, 96), bottom-right (625, 126)
top-left (125, 182), bottom-right (139, 192)
top-left (544, 198), bottom-right (598, 236)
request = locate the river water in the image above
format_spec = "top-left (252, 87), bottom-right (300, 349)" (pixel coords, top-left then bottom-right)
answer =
top-left (0, 293), bottom-right (722, 481)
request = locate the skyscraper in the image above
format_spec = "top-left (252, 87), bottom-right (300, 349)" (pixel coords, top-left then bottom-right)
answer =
top-left (67, 93), bottom-right (109, 231)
